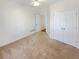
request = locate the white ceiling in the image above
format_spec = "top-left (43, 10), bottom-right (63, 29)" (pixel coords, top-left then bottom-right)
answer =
top-left (10, 0), bottom-right (62, 7)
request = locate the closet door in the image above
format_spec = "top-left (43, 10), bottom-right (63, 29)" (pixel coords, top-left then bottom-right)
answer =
top-left (63, 10), bottom-right (76, 45)
top-left (73, 9), bottom-right (79, 48)
top-left (53, 11), bottom-right (64, 42)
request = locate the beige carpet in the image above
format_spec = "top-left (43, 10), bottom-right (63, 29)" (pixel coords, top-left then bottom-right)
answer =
top-left (0, 32), bottom-right (79, 59)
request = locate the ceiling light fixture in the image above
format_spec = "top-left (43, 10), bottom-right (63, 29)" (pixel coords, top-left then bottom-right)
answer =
top-left (32, 0), bottom-right (40, 6)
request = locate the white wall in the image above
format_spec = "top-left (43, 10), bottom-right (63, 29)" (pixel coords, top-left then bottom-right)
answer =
top-left (50, 0), bottom-right (79, 48)
top-left (0, 0), bottom-right (41, 47)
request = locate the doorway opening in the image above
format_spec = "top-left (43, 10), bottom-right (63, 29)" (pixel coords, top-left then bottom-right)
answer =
top-left (41, 15), bottom-right (46, 32)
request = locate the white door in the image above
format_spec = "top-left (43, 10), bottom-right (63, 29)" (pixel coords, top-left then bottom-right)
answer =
top-left (35, 15), bottom-right (41, 32)
top-left (63, 10), bottom-right (79, 46)
top-left (63, 11), bottom-right (74, 44)
top-left (73, 9), bottom-right (79, 48)
top-left (53, 12), bottom-right (64, 42)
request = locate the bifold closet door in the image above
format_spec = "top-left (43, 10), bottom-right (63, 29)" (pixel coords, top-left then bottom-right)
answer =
top-left (53, 12), bottom-right (65, 42)
top-left (63, 11), bottom-right (74, 44)
top-left (63, 10), bottom-right (79, 46)
top-left (73, 9), bottom-right (79, 48)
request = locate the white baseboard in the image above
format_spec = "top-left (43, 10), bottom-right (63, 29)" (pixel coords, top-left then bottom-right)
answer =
top-left (0, 31), bottom-right (37, 47)
top-left (50, 35), bottom-right (79, 49)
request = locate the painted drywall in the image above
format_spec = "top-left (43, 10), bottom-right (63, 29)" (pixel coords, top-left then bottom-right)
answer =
top-left (0, 0), bottom-right (41, 47)
top-left (50, 0), bottom-right (79, 48)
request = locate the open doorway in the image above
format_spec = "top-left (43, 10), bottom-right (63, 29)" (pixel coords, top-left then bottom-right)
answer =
top-left (35, 14), bottom-right (46, 32)
top-left (41, 15), bottom-right (46, 32)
